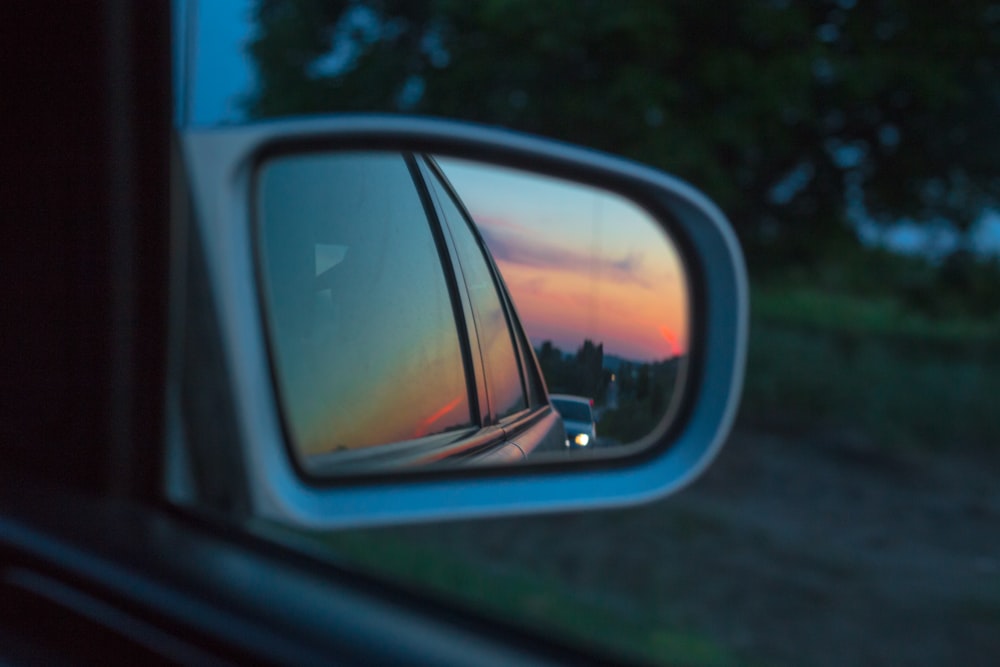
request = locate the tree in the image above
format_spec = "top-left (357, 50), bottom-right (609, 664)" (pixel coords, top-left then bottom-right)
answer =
top-left (244, 0), bottom-right (1000, 270)
top-left (635, 364), bottom-right (650, 402)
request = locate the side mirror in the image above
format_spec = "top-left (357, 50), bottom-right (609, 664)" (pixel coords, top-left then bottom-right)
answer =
top-left (173, 115), bottom-right (747, 528)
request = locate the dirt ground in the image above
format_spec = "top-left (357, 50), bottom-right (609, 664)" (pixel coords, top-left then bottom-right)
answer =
top-left (390, 427), bottom-right (1000, 666)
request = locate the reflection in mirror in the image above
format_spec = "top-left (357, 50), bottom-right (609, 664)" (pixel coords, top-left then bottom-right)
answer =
top-left (439, 158), bottom-right (690, 455)
top-left (255, 151), bottom-right (689, 476)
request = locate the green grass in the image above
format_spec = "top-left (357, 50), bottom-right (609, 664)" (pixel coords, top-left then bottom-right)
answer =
top-left (306, 529), bottom-right (743, 667)
top-left (742, 285), bottom-right (1000, 451)
top-left (752, 284), bottom-right (1000, 342)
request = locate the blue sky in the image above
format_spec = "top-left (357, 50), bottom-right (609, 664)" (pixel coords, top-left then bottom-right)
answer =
top-left (175, 0), bottom-right (256, 125)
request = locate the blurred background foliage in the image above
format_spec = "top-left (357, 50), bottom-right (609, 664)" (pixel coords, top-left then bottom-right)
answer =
top-left (244, 0), bottom-right (1000, 451)
top-left (245, 0), bottom-right (1000, 269)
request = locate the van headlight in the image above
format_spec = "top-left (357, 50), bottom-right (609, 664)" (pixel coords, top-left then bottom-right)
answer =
top-left (574, 433), bottom-right (590, 446)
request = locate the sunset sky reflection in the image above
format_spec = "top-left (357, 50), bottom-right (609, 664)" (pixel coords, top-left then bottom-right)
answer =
top-left (439, 158), bottom-right (689, 362)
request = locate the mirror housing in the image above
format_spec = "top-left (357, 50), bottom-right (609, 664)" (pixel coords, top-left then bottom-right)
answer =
top-left (173, 115), bottom-right (747, 528)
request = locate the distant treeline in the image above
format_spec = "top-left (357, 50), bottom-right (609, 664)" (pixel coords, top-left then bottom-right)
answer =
top-left (535, 340), bottom-right (682, 443)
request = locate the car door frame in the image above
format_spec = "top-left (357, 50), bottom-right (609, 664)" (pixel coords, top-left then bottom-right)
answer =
top-left (0, 5), bottom-right (617, 665)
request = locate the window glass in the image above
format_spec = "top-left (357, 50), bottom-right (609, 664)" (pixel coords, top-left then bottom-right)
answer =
top-left (551, 398), bottom-right (593, 423)
top-left (424, 165), bottom-right (527, 419)
top-left (257, 152), bottom-right (473, 462)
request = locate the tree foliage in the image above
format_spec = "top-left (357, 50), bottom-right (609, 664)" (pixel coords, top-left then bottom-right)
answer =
top-left (245, 0), bottom-right (1000, 267)
top-left (536, 340), bottom-right (605, 399)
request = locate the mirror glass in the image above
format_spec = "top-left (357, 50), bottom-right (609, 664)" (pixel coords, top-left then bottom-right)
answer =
top-left (255, 151), bottom-right (689, 475)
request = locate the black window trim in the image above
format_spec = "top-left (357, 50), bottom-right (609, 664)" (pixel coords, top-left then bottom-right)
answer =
top-left (483, 235), bottom-right (549, 411)
top-left (402, 152), bottom-right (485, 427)
top-left (414, 157), bottom-right (499, 423)
top-left (419, 155), bottom-right (533, 426)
